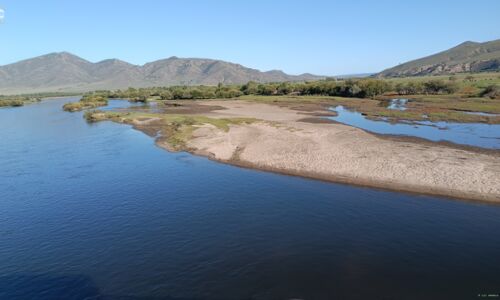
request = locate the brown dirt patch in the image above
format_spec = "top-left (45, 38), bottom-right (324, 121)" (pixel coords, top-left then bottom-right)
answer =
top-left (159, 101), bottom-right (226, 114)
top-left (298, 117), bottom-right (336, 124)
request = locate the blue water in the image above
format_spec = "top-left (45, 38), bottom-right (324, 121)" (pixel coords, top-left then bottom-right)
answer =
top-left (101, 99), bottom-right (150, 111)
top-left (2, 98), bottom-right (500, 299)
top-left (329, 105), bottom-right (500, 149)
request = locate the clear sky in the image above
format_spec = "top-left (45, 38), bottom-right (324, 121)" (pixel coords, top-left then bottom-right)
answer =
top-left (0, 0), bottom-right (499, 75)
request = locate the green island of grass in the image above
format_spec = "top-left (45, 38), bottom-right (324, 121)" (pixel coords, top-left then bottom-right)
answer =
top-left (63, 95), bottom-right (108, 112)
top-left (0, 96), bottom-right (41, 108)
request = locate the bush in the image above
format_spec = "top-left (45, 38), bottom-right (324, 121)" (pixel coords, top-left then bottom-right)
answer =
top-left (395, 82), bottom-right (424, 95)
top-left (459, 86), bottom-right (480, 97)
top-left (63, 94), bottom-right (108, 112)
top-left (63, 75), bottom-right (473, 105)
top-left (241, 81), bottom-right (259, 95)
top-left (481, 85), bottom-right (500, 99)
top-left (423, 80), bottom-right (458, 94)
top-left (0, 100), bottom-right (24, 107)
top-left (130, 96), bottom-right (147, 102)
top-left (357, 79), bottom-right (392, 98)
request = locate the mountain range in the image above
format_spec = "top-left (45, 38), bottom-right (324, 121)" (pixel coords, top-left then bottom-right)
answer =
top-left (2, 39), bottom-right (499, 94)
top-left (0, 53), bottom-right (322, 94)
top-left (377, 39), bottom-right (500, 77)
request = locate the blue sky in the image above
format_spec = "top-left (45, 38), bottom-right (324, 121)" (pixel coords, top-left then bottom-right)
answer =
top-left (0, 0), bottom-right (499, 75)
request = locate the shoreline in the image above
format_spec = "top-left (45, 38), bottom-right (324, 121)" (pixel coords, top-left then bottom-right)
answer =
top-left (216, 153), bottom-right (500, 204)
top-left (301, 115), bottom-right (500, 155)
top-left (152, 137), bottom-right (500, 204)
top-left (104, 99), bottom-right (500, 203)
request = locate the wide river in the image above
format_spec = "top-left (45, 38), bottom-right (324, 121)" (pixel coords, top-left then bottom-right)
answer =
top-left (1, 98), bottom-right (500, 299)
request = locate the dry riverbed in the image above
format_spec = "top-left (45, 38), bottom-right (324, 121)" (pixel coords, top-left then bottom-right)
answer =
top-left (87, 100), bottom-right (500, 202)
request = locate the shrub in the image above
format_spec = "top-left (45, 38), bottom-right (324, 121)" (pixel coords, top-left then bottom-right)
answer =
top-left (481, 85), bottom-right (500, 99)
top-left (423, 80), bottom-right (458, 94)
top-left (0, 100), bottom-right (24, 107)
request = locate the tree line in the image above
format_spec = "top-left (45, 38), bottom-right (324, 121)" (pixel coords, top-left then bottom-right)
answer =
top-left (83, 78), bottom-right (494, 101)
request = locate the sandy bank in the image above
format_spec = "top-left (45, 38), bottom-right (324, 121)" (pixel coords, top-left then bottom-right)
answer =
top-left (136, 100), bottom-right (500, 202)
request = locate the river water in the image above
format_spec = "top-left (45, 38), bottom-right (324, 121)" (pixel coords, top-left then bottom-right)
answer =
top-left (329, 105), bottom-right (500, 149)
top-left (1, 98), bottom-right (500, 299)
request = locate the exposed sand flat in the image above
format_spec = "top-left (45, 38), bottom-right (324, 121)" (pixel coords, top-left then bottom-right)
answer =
top-left (202, 100), bottom-right (308, 121)
top-left (154, 100), bottom-right (500, 202)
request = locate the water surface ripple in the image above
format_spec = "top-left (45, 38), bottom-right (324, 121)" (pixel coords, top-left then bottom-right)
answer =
top-left (1, 99), bottom-right (500, 299)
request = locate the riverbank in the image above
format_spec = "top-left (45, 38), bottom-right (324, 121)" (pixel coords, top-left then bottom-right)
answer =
top-left (86, 100), bottom-right (500, 202)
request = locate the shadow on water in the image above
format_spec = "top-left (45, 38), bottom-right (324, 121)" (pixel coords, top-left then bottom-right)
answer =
top-left (0, 274), bottom-right (202, 300)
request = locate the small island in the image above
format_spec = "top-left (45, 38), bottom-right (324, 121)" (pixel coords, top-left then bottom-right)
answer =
top-left (0, 95), bottom-right (41, 107)
top-left (62, 94), bottom-right (108, 112)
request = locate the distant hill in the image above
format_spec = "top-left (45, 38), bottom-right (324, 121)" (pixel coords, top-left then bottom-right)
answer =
top-left (0, 52), bottom-right (323, 94)
top-left (377, 39), bottom-right (500, 77)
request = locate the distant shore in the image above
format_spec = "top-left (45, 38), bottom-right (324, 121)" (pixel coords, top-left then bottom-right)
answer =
top-left (96, 99), bottom-right (500, 203)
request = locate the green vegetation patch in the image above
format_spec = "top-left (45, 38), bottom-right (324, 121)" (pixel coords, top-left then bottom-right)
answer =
top-left (71, 72), bottom-right (500, 103)
top-left (83, 110), bottom-right (122, 122)
top-left (63, 101), bottom-right (107, 112)
top-left (149, 114), bottom-right (257, 149)
top-left (0, 99), bottom-right (25, 107)
top-left (63, 94), bottom-right (108, 112)
top-left (406, 95), bottom-right (500, 114)
top-left (83, 110), bottom-right (257, 150)
top-left (0, 95), bottom-right (42, 108)
top-left (236, 94), bottom-right (500, 123)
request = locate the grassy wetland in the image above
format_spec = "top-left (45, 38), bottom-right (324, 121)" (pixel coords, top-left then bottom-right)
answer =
top-left (64, 71), bottom-right (500, 124)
